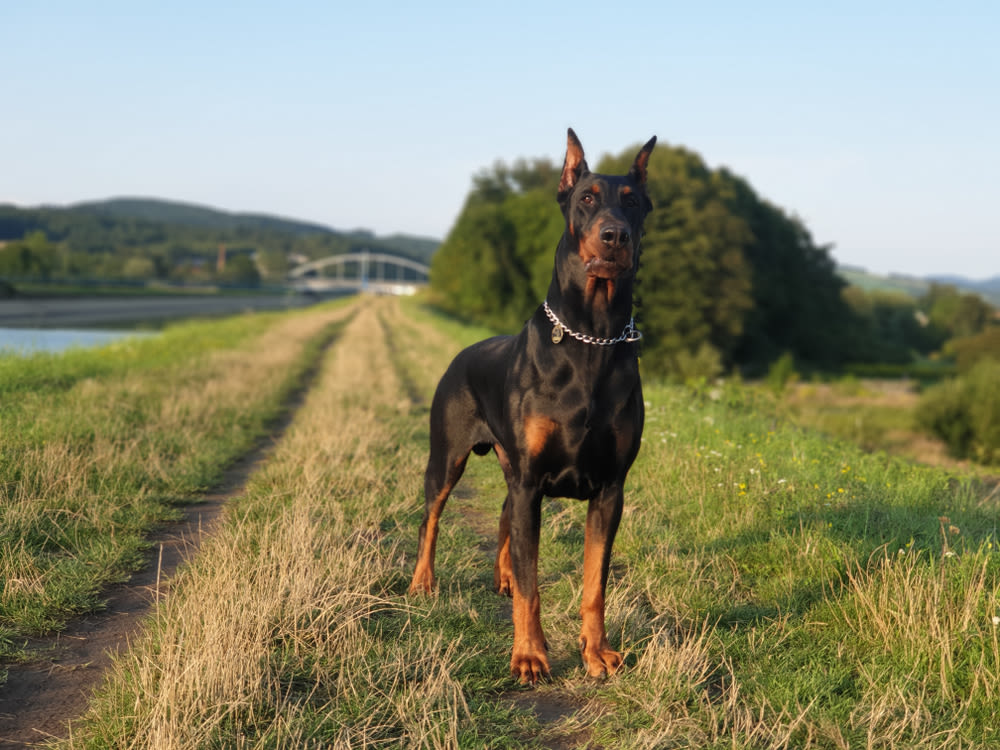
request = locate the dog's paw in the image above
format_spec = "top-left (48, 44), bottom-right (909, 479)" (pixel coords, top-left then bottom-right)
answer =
top-left (408, 567), bottom-right (435, 595)
top-left (510, 648), bottom-right (551, 685)
top-left (579, 636), bottom-right (623, 678)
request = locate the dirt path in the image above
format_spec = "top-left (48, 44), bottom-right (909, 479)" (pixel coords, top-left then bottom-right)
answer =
top-left (0, 485), bottom-right (231, 747)
top-left (0, 324), bottom-right (338, 749)
top-left (465, 496), bottom-right (606, 750)
top-left (379, 303), bottom-right (606, 749)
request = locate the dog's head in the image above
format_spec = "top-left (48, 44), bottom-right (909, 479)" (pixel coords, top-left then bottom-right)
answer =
top-left (556, 129), bottom-right (656, 307)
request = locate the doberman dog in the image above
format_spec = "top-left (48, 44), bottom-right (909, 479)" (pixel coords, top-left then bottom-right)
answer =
top-left (409, 129), bottom-right (656, 684)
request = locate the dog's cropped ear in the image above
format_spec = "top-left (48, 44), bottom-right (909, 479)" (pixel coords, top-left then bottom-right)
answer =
top-left (558, 128), bottom-right (590, 201)
top-left (628, 135), bottom-right (657, 185)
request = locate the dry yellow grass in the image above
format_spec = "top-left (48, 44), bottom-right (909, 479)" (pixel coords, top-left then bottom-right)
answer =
top-left (1, 304), bottom-right (355, 636)
top-left (64, 299), bottom-right (472, 748)
top-left (835, 550), bottom-right (1000, 746)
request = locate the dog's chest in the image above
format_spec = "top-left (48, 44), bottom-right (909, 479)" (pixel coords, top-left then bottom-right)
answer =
top-left (537, 415), bottom-right (639, 498)
top-left (519, 371), bottom-right (642, 496)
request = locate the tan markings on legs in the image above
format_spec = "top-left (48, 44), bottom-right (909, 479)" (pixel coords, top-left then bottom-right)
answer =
top-left (493, 443), bottom-right (515, 595)
top-left (409, 455), bottom-right (467, 594)
top-left (579, 511), bottom-right (623, 677)
top-left (408, 485), bottom-right (448, 594)
top-left (494, 502), bottom-right (513, 596)
top-left (510, 579), bottom-right (549, 684)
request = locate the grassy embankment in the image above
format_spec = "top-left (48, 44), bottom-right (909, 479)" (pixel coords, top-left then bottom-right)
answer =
top-left (764, 376), bottom-right (928, 458)
top-left (760, 376), bottom-right (1000, 476)
top-left (0, 299), bottom-right (354, 658)
top-left (5, 296), bottom-right (999, 748)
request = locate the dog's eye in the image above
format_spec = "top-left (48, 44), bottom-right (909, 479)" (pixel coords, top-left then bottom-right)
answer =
top-left (623, 194), bottom-right (639, 208)
top-left (581, 193), bottom-right (595, 205)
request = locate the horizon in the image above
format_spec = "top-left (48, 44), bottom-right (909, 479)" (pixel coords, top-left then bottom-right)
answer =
top-left (5, 2), bottom-right (998, 280)
top-left (6, 193), bottom-right (999, 285)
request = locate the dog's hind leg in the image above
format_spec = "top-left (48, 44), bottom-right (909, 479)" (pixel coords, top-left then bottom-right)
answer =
top-left (409, 442), bottom-right (470, 594)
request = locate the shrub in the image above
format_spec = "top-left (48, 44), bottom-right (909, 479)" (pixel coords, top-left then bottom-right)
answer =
top-left (667, 341), bottom-right (724, 383)
top-left (916, 358), bottom-right (1000, 464)
top-left (945, 327), bottom-right (1000, 373)
top-left (765, 351), bottom-right (798, 394)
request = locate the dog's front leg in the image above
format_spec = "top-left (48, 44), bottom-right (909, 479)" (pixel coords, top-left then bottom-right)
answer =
top-left (507, 484), bottom-right (549, 684)
top-left (579, 486), bottom-right (625, 677)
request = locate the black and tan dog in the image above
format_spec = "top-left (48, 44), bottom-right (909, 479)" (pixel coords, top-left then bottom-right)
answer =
top-left (409, 129), bottom-right (656, 684)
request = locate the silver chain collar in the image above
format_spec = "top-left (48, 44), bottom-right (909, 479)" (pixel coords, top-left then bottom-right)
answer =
top-left (542, 300), bottom-right (642, 346)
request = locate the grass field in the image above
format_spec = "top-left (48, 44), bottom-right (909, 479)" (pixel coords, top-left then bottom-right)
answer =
top-left (0, 301), bottom-right (354, 651)
top-left (3, 296), bottom-right (999, 748)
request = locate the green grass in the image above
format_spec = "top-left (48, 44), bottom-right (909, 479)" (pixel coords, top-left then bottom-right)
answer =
top-left (9, 296), bottom-right (998, 748)
top-left (403, 311), bottom-right (999, 747)
top-left (599, 383), bottom-right (999, 747)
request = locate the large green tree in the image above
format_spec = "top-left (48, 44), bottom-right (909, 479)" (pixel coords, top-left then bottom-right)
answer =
top-left (728, 178), bottom-right (855, 371)
top-left (429, 165), bottom-right (562, 331)
top-left (431, 139), bottom-right (856, 378)
top-left (597, 146), bottom-right (754, 375)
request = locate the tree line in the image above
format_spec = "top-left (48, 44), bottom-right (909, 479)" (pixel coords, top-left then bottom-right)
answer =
top-left (427, 142), bottom-right (997, 379)
top-left (0, 202), bottom-right (437, 291)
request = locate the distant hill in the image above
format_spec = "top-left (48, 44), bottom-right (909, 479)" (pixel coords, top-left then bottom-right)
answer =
top-left (68, 197), bottom-right (440, 264)
top-left (71, 197), bottom-right (336, 237)
top-left (0, 198), bottom-right (440, 268)
top-left (839, 265), bottom-right (1000, 307)
top-left (927, 273), bottom-right (1000, 302)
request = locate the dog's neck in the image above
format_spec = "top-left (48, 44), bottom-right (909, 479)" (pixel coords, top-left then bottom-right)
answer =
top-left (545, 251), bottom-right (636, 342)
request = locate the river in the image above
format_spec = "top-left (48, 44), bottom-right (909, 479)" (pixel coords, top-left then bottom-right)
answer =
top-left (0, 328), bottom-right (150, 354)
top-left (0, 292), bottom-right (340, 354)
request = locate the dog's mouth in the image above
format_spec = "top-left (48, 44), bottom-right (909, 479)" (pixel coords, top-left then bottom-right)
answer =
top-left (581, 250), bottom-right (636, 306)
top-left (585, 256), bottom-right (630, 279)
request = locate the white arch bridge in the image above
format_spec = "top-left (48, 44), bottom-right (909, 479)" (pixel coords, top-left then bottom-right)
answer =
top-left (288, 250), bottom-right (430, 295)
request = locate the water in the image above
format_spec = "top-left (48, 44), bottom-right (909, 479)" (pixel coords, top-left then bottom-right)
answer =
top-left (0, 328), bottom-right (149, 355)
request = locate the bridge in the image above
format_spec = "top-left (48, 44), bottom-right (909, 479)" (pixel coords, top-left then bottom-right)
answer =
top-left (288, 250), bottom-right (431, 295)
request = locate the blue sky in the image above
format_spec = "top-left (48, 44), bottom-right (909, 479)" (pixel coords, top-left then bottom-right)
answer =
top-left (5, 1), bottom-right (998, 278)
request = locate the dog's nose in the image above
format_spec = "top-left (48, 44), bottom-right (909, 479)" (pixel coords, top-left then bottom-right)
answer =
top-left (600, 226), bottom-right (630, 248)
